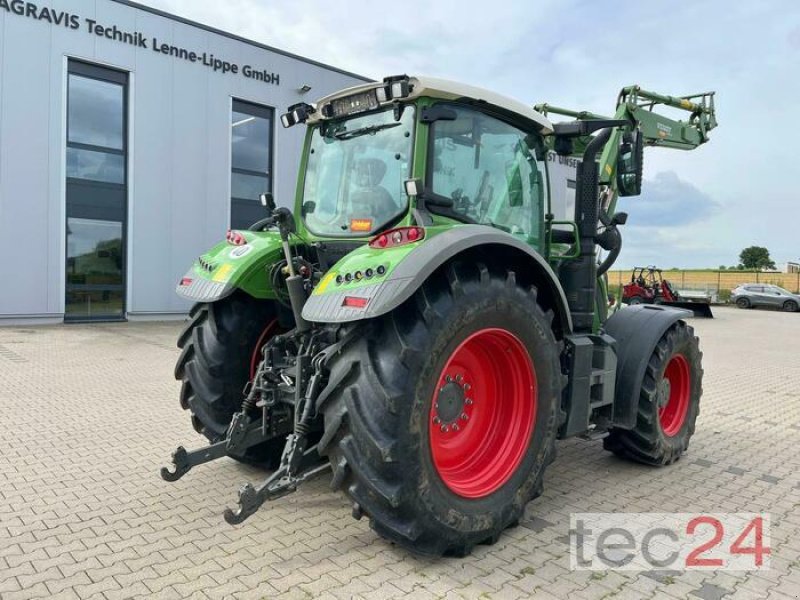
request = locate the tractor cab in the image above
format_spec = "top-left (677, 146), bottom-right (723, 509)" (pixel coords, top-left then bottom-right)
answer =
top-left (284, 75), bottom-right (554, 248)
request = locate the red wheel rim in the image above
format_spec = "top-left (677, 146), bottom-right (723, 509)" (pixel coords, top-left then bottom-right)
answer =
top-left (250, 319), bottom-right (279, 379)
top-left (659, 354), bottom-right (690, 437)
top-left (429, 328), bottom-right (536, 499)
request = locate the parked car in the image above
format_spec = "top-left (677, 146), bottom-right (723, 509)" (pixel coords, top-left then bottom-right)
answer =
top-left (731, 284), bottom-right (800, 312)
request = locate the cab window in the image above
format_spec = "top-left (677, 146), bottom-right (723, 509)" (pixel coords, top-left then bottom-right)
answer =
top-left (428, 106), bottom-right (546, 243)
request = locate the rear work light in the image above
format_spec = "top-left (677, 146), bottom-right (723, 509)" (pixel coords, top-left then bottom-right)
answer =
top-left (369, 227), bottom-right (425, 249)
top-left (342, 296), bottom-right (369, 309)
top-left (226, 229), bottom-right (246, 246)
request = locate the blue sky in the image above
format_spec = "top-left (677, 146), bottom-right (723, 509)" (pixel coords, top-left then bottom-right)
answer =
top-left (145, 0), bottom-right (800, 269)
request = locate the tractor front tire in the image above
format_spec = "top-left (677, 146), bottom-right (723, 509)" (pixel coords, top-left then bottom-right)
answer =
top-left (317, 263), bottom-right (562, 556)
top-left (628, 296), bottom-right (643, 305)
top-left (174, 293), bottom-right (287, 467)
top-left (604, 321), bottom-right (702, 466)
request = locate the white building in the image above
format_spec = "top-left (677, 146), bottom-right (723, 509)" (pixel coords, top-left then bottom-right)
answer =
top-left (0, 0), bottom-right (367, 323)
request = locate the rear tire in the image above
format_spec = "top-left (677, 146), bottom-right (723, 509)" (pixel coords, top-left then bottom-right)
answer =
top-left (782, 300), bottom-right (798, 312)
top-left (604, 321), bottom-right (702, 466)
top-left (317, 263), bottom-right (563, 556)
top-left (735, 297), bottom-right (751, 309)
top-left (174, 293), bottom-right (288, 467)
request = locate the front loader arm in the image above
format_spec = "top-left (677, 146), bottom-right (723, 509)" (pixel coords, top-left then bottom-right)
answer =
top-left (536, 85), bottom-right (717, 216)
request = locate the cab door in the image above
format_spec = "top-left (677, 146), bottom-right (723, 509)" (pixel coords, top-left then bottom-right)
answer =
top-left (425, 104), bottom-right (547, 250)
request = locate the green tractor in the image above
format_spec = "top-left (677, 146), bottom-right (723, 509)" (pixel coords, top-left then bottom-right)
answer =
top-left (162, 76), bottom-right (717, 556)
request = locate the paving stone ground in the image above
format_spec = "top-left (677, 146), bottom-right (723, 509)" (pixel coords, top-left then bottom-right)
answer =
top-left (1, 306), bottom-right (799, 599)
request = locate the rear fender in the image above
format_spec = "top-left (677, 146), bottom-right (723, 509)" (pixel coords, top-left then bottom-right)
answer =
top-left (175, 231), bottom-right (285, 303)
top-left (604, 304), bottom-right (691, 429)
top-left (301, 224), bottom-right (573, 336)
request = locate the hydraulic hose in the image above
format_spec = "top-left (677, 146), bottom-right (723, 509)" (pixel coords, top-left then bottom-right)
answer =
top-left (597, 227), bottom-right (622, 277)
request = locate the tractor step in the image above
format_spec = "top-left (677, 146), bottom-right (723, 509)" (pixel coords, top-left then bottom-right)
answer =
top-left (579, 428), bottom-right (609, 441)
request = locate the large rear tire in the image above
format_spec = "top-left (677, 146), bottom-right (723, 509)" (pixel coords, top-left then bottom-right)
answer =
top-left (317, 263), bottom-right (563, 556)
top-left (174, 293), bottom-right (288, 467)
top-left (604, 321), bottom-right (702, 466)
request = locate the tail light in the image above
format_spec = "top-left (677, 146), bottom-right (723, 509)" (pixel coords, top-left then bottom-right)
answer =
top-left (369, 227), bottom-right (425, 249)
top-left (342, 296), bottom-right (369, 309)
top-left (226, 229), bottom-right (246, 246)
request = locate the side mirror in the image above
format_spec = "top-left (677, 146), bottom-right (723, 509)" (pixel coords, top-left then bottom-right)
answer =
top-left (404, 178), bottom-right (423, 197)
top-left (260, 192), bottom-right (276, 211)
top-left (617, 130), bottom-right (643, 197)
top-left (405, 178), bottom-right (454, 208)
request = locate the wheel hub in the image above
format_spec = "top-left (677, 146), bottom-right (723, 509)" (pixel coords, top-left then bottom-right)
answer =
top-left (435, 379), bottom-right (467, 424)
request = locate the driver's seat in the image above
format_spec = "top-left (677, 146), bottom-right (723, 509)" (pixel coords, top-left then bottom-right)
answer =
top-left (351, 158), bottom-right (396, 220)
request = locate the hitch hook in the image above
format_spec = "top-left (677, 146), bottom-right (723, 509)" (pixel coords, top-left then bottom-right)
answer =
top-left (160, 446), bottom-right (191, 482)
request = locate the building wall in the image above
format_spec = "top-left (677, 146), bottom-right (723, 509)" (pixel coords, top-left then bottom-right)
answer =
top-left (546, 151), bottom-right (579, 222)
top-left (0, 0), bottom-right (367, 321)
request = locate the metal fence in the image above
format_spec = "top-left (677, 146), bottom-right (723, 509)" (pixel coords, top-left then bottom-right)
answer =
top-left (608, 270), bottom-right (800, 300)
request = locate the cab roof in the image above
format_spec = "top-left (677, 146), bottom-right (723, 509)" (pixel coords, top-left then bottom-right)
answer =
top-left (308, 75), bottom-right (554, 134)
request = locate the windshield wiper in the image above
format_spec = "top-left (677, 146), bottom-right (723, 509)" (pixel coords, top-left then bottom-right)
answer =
top-left (333, 122), bottom-right (401, 140)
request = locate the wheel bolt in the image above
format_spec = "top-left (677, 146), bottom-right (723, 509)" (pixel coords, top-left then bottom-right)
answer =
top-left (446, 375), bottom-right (452, 383)
top-left (441, 425), bottom-right (449, 433)
top-left (433, 416), bottom-right (441, 424)
top-left (465, 398), bottom-right (473, 405)
top-left (461, 413), bottom-right (468, 421)
top-left (452, 424), bottom-right (459, 432)
top-left (464, 383), bottom-right (471, 391)
top-left (456, 374), bottom-right (463, 382)
top-left (434, 403), bottom-right (439, 410)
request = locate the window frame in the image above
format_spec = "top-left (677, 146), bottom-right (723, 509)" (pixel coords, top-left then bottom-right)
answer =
top-left (424, 101), bottom-right (547, 242)
top-left (230, 99), bottom-right (274, 229)
top-left (66, 62), bottom-right (128, 185)
top-left (299, 105), bottom-right (416, 238)
top-left (64, 59), bottom-right (129, 322)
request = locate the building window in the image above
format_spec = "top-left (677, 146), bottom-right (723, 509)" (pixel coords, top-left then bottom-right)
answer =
top-left (65, 61), bottom-right (128, 321)
top-left (230, 99), bottom-right (273, 229)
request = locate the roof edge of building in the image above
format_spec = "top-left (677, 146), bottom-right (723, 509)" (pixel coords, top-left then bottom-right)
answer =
top-left (111, 0), bottom-right (374, 83)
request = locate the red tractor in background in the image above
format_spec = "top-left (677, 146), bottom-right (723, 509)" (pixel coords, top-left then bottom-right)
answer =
top-left (622, 266), bottom-right (713, 317)
top-left (623, 266), bottom-right (680, 304)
